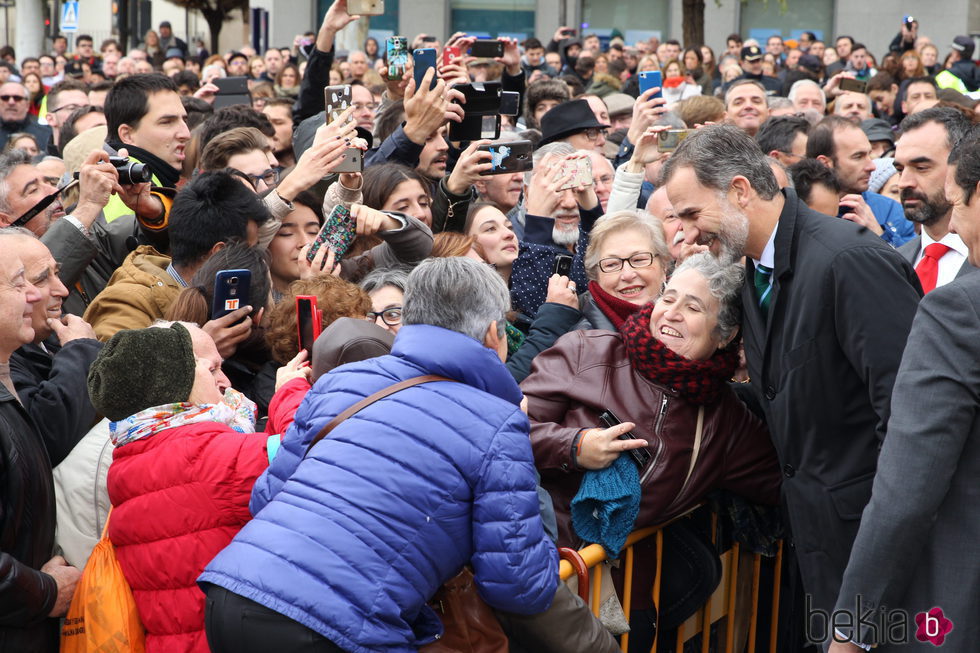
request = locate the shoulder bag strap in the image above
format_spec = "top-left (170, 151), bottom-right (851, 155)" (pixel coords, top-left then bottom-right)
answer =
top-left (304, 374), bottom-right (456, 457)
top-left (662, 405), bottom-right (706, 516)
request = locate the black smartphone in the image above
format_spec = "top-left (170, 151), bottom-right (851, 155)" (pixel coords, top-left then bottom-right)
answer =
top-left (499, 90), bottom-right (520, 116)
top-left (213, 76), bottom-right (252, 109)
top-left (295, 295), bottom-right (321, 353)
top-left (211, 269), bottom-right (251, 321)
top-left (469, 39), bottom-right (504, 59)
top-left (412, 48), bottom-right (438, 90)
top-left (599, 408), bottom-right (652, 468)
top-left (478, 139), bottom-right (533, 176)
top-left (553, 254), bottom-right (572, 277)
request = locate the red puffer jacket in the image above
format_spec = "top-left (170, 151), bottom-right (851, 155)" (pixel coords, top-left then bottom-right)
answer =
top-left (107, 423), bottom-right (269, 653)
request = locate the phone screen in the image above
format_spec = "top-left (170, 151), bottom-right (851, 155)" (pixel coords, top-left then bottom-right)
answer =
top-left (297, 297), bottom-right (317, 353)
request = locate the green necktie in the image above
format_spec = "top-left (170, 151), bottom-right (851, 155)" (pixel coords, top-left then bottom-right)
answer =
top-left (754, 264), bottom-right (773, 318)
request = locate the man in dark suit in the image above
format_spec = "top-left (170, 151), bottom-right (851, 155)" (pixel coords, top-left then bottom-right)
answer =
top-left (829, 135), bottom-right (980, 653)
top-left (893, 107), bottom-right (977, 291)
top-left (662, 125), bottom-right (922, 628)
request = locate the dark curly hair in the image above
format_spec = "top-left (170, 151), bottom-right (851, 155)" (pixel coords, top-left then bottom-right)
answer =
top-left (265, 275), bottom-right (372, 363)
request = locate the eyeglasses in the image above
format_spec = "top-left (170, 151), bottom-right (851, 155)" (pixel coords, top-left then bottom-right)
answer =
top-left (581, 127), bottom-right (608, 142)
top-left (49, 103), bottom-right (84, 114)
top-left (598, 252), bottom-right (656, 274)
top-left (367, 307), bottom-right (403, 327)
top-left (0, 95), bottom-right (27, 102)
top-left (233, 167), bottom-right (280, 189)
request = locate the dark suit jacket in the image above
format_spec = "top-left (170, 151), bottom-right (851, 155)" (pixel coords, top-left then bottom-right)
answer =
top-left (834, 273), bottom-right (980, 651)
top-left (742, 189), bottom-right (922, 615)
top-left (897, 235), bottom-right (978, 284)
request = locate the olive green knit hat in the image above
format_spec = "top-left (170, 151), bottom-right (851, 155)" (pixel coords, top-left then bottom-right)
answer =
top-left (87, 323), bottom-right (197, 421)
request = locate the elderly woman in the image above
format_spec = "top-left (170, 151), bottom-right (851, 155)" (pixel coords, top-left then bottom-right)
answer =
top-left (522, 253), bottom-right (780, 595)
top-left (359, 267), bottom-right (409, 335)
top-left (576, 210), bottom-right (671, 330)
top-left (88, 322), bottom-right (307, 652)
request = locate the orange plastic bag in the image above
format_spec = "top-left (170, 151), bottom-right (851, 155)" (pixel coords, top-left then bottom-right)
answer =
top-left (60, 513), bottom-right (146, 653)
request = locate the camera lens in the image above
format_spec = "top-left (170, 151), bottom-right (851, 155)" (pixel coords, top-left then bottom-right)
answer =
top-left (229, 277), bottom-right (238, 284)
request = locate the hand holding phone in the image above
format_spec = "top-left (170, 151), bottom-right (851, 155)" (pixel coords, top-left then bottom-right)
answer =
top-left (598, 409), bottom-right (652, 468)
top-left (212, 270), bottom-right (252, 321)
top-left (308, 204), bottom-right (357, 263)
top-left (412, 48), bottom-right (438, 91)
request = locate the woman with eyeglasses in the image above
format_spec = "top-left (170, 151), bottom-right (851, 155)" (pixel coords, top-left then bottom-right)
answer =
top-left (521, 253), bottom-right (780, 650)
top-left (575, 210), bottom-right (671, 331)
top-left (359, 267), bottom-right (408, 335)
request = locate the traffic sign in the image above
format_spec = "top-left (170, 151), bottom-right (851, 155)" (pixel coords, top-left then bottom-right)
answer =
top-left (61, 1), bottom-right (79, 32)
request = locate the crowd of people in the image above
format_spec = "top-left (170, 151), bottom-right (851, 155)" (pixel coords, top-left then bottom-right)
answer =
top-left (2, 1), bottom-right (979, 651)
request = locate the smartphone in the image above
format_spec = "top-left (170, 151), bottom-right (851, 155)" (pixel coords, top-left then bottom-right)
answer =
top-left (413, 48), bottom-right (438, 91)
top-left (443, 45), bottom-right (461, 68)
top-left (478, 139), bottom-right (533, 175)
top-left (839, 77), bottom-right (868, 94)
top-left (469, 39), bottom-right (504, 59)
top-left (213, 76), bottom-right (252, 109)
top-left (295, 295), bottom-right (322, 354)
top-left (599, 409), bottom-right (652, 468)
top-left (638, 70), bottom-right (662, 99)
top-left (307, 204), bottom-right (357, 263)
top-left (557, 157), bottom-right (593, 191)
top-left (657, 129), bottom-right (691, 153)
top-left (333, 147), bottom-right (363, 173)
top-left (324, 84), bottom-right (352, 124)
top-left (347, 0), bottom-right (385, 15)
top-left (499, 90), bottom-right (520, 116)
top-left (553, 254), bottom-right (572, 277)
top-left (386, 36), bottom-right (409, 81)
top-left (211, 269), bottom-right (251, 321)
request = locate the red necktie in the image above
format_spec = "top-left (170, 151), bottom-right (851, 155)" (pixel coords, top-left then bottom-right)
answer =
top-left (915, 242), bottom-right (951, 294)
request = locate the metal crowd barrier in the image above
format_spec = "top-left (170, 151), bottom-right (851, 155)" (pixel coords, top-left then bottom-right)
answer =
top-left (558, 510), bottom-right (784, 653)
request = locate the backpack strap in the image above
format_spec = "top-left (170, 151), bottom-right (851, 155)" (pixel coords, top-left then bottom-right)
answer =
top-left (304, 375), bottom-right (456, 457)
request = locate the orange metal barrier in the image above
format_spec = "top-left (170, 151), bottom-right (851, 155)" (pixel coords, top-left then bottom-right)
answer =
top-left (558, 511), bottom-right (784, 653)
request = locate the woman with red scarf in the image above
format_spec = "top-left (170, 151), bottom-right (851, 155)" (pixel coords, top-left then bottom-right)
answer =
top-left (576, 210), bottom-right (672, 331)
top-left (521, 252), bottom-right (781, 645)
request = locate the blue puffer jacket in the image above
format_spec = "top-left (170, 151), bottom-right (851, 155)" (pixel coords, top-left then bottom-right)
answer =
top-left (200, 325), bottom-right (558, 653)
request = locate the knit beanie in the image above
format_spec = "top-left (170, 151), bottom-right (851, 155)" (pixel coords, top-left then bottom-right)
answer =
top-left (571, 454), bottom-right (642, 558)
top-left (868, 157), bottom-right (898, 195)
top-left (87, 323), bottom-right (197, 421)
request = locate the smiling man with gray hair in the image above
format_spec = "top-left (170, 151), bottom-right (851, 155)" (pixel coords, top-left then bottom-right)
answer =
top-left (661, 123), bottom-right (922, 635)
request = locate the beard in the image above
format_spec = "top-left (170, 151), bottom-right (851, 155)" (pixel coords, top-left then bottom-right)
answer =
top-left (714, 196), bottom-right (750, 264)
top-left (552, 218), bottom-right (581, 246)
top-left (901, 188), bottom-right (951, 227)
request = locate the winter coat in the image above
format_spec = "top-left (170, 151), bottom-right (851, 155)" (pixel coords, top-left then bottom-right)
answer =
top-left (521, 329), bottom-right (782, 548)
top-left (82, 245), bottom-right (182, 341)
top-left (200, 325), bottom-right (559, 653)
top-left (108, 422), bottom-right (270, 653)
top-left (0, 385), bottom-right (59, 651)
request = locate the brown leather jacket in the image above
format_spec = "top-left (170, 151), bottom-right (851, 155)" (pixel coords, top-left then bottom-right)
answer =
top-left (521, 330), bottom-right (781, 548)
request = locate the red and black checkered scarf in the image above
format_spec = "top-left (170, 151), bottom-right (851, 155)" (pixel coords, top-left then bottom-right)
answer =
top-left (619, 302), bottom-right (738, 405)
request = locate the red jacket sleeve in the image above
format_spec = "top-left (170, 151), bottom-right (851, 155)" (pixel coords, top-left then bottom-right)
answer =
top-left (265, 378), bottom-right (311, 435)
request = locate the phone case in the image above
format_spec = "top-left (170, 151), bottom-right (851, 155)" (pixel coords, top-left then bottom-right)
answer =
top-left (295, 295), bottom-right (322, 354)
top-left (469, 40), bottom-right (504, 59)
top-left (386, 37), bottom-right (408, 81)
top-left (213, 76), bottom-right (252, 109)
top-left (443, 45), bottom-right (461, 68)
top-left (638, 71), bottom-right (663, 99)
top-left (839, 78), bottom-right (868, 94)
top-left (557, 157), bottom-right (593, 190)
top-left (324, 85), bottom-right (352, 124)
top-left (308, 204), bottom-right (357, 263)
top-left (211, 269), bottom-right (251, 321)
top-left (479, 140), bottom-right (533, 175)
top-left (413, 48), bottom-right (438, 90)
top-left (657, 129), bottom-right (691, 153)
top-left (347, 0), bottom-right (385, 15)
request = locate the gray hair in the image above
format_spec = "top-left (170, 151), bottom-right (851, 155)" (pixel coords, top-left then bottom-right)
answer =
top-left (402, 257), bottom-right (510, 342)
top-left (0, 225), bottom-right (36, 240)
top-left (0, 149), bottom-right (33, 213)
top-left (671, 252), bottom-right (744, 344)
top-left (767, 96), bottom-right (794, 111)
top-left (787, 79), bottom-right (825, 108)
top-left (766, 156), bottom-right (795, 189)
top-left (661, 123), bottom-right (780, 200)
top-left (724, 79), bottom-right (767, 107)
top-left (584, 210), bottom-right (670, 281)
top-left (359, 266), bottom-right (410, 294)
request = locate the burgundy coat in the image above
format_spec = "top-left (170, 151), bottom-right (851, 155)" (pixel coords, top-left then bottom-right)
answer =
top-left (521, 330), bottom-right (781, 548)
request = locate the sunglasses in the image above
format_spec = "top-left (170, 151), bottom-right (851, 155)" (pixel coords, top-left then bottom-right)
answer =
top-left (0, 95), bottom-right (27, 102)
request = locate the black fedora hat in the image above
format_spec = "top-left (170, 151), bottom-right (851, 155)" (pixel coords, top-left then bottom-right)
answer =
top-left (538, 99), bottom-right (611, 147)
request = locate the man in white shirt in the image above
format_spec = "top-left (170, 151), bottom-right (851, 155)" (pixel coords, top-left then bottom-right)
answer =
top-left (894, 107), bottom-right (977, 292)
